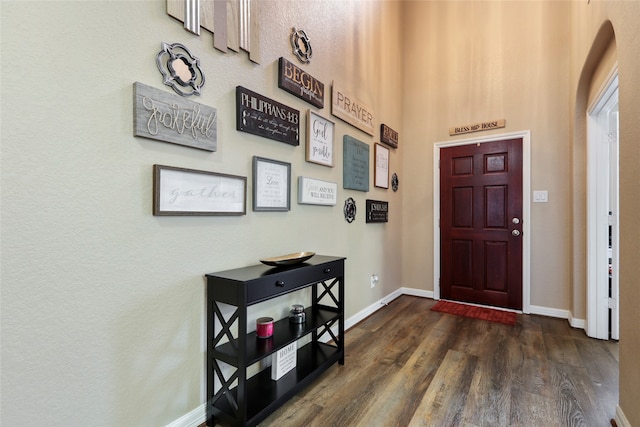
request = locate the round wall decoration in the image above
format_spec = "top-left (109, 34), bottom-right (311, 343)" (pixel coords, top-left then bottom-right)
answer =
top-left (290, 28), bottom-right (312, 64)
top-left (392, 173), bottom-right (399, 192)
top-left (156, 42), bottom-right (205, 97)
top-left (343, 197), bottom-right (356, 223)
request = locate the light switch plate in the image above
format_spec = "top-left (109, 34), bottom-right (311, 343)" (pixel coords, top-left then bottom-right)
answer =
top-left (533, 190), bottom-right (548, 203)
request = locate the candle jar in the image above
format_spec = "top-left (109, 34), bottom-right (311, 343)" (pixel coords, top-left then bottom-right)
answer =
top-left (256, 317), bottom-right (274, 338)
top-left (289, 304), bottom-right (306, 324)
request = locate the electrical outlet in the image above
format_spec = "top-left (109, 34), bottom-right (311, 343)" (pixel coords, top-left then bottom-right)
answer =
top-left (370, 274), bottom-right (379, 288)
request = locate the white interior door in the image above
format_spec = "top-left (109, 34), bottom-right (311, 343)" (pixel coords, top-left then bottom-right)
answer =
top-left (587, 71), bottom-right (619, 340)
top-left (608, 109), bottom-right (619, 340)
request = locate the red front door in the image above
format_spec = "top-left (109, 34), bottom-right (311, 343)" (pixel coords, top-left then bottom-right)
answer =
top-left (440, 138), bottom-right (523, 310)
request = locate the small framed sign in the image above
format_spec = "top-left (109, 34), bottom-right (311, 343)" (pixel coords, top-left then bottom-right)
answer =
top-left (343, 135), bottom-right (369, 192)
top-left (252, 156), bottom-right (291, 211)
top-left (153, 164), bottom-right (246, 215)
top-left (278, 57), bottom-right (324, 108)
top-left (374, 143), bottom-right (390, 189)
top-left (380, 124), bottom-right (398, 149)
top-left (298, 177), bottom-right (337, 206)
top-left (236, 86), bottom-right (300, 146)
top-left (306, 111), bottom-right (334, 167)
top-left (272, 341), bottom-right (297, 381)
top-left (366, 199), bottom-right (389, 223)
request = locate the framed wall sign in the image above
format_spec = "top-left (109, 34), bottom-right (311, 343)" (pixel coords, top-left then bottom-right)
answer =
top-left (298, 177), bottom-right (337, 206)
top-left (380, 124), bottom-right (398, 149)
top-left (153, 164), bottom-right (246, 215)
top-left (278, 57), bottom-right (324, 108)
top-left (134, 82), bottom-right (217, 151)
top-left (306, 111), bottom-right (334, 167)
top-left (331, 82), bottom-right (375, 136)
top-left (236, 86), bottom-right (300, 146)
top-left (366, 199), bottom-right (389, 223)
top-left (374, 143), bottom-right (390, 189)
top-left (252, 156), bottom-right (291, 211)
top-left (343, 135), bottom-right (369, 192)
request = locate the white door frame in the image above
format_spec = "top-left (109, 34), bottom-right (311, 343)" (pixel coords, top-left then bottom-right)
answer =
top-left (586, 67), bottom-right (619, 340)
top-left (433, 130), bottom-right (532, 313)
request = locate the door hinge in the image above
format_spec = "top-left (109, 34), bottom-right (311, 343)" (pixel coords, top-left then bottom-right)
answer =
top-left (608, 213), bottom-right (617, 226)
top-left (608, 297), bottom-right (617, 310)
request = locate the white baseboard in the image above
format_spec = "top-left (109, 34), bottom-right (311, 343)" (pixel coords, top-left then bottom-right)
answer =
top-left (529, 304), bottom-right (586, 330)
top-left (568, 313), bottom-right (586, 330)
top-left (343, 287), bottom-right (434, 330)
top-left (343, 288), bottom-right (404, 330)
top-left (399, 287), bottom-right (434, 300)
top-left (165, 403), bottom-right (205, 427)
top-left (529, 304), bottom-right (570, 319)
top-left (615, 405), bottom-right (631, 427)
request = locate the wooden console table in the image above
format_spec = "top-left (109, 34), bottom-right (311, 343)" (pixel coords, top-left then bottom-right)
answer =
top-left (205, 255), bottom-right (345, 426)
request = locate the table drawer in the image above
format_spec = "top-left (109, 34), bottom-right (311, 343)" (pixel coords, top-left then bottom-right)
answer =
top-left (246, 260), bottom-right (343, 304)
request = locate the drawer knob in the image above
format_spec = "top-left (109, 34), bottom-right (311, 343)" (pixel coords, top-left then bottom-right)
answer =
top-left (324, 268), bottom-right (331, 273)
top-left (276, 281), bottom-right (285, 287)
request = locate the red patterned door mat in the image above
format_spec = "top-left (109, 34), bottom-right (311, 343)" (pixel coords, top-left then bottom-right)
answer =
top-left (430, 300), bottom-right (517, 326)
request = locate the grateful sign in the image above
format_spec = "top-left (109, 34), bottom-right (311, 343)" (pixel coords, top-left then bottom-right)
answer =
top-left (133, 82), bottom-right (217, 151)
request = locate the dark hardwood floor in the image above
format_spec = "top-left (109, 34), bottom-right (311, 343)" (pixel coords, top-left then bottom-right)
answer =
top-left (220, 295), bottom-right (620, 426)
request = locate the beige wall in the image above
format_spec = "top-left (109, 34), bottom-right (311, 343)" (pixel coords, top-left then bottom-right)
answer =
top-left (401, 0), bottom-right (573, 311)
top-left (568, 1), bottom-right (640, 424)
top-left (401, 1), bottom-right (640, 424)
top-left (0, 1), bottom-right (404, 425)
top-left (2, 0), bottom-right (639, 426)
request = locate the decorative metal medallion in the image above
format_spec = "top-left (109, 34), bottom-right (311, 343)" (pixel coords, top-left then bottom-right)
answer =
top-left (392, 173), bottom-right (399, 192)
top-left (344, 197), bottom-right (356, 223)
top-left (156, 42), bottom-right (205, 96)
top-left (290, 28), bottom-right (312, 64)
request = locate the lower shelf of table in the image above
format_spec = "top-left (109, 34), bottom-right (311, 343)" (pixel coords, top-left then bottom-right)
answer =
top-left (210, 341), bottom-right (343, 426)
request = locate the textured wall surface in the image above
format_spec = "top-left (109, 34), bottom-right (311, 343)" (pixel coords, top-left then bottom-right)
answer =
top-left (401, 1), bottom-right (572, 310)
top-left (0, 1), bottom-right (403, 425)
top-left (568, 2), bottom-right (640, 424)
top-left (2, 0), bottom-right (640, 426)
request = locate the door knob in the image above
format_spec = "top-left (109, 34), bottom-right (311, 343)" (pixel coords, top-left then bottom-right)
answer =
top-left (512, 230), bottom-right (521, 236)
top-left (512, 217), bottom-right (521, 224)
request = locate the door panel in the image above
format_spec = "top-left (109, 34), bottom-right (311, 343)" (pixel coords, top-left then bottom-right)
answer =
top-left (440, 138), bottom-right (523, 310)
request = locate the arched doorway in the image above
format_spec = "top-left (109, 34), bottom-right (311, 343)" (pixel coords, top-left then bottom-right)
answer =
top-left (572, 20), bottom-right (618, 340)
